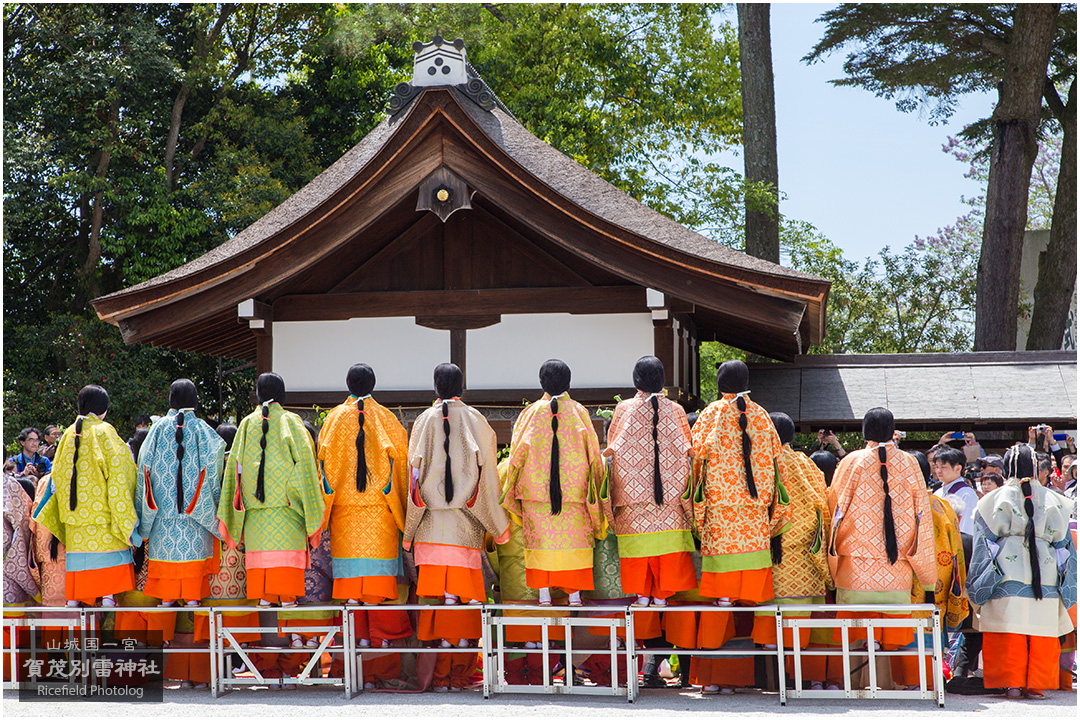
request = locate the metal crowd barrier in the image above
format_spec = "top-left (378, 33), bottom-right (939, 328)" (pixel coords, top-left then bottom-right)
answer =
top-left (3, 601), bottom-right (944, 706)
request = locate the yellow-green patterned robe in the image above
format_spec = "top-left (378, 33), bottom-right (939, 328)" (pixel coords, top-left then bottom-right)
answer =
top-left (217, 403), bottom-right (324, 597)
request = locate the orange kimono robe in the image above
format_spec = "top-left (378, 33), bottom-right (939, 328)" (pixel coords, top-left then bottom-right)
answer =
top-left (827, 441), bottom-right (936, 649)
top-left (690, 393), bottom-right (790, 598)
top-left (318, 396), bottom-right (408, 604)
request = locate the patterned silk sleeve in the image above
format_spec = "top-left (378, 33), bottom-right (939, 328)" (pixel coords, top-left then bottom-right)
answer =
top-left (217, 416), bottom-right (249, 549)
top-left (463, 413), bottom-right (512, 543)
top-left (402, 410), bottom-right (430, 549)
top-left (502, 402), bottom-right (539, 521)
top-left (134, 421), bottom-right (161, 542)
top-left (189, 421), bottom-right (226, 540)
top-left (909, 472), bottom-right (938, 592)
top-left (101, 423), bottom-right (139, 547)
top-left (316, 405), bottom-right (342, 530)
top-left (284, 412), bottom-right (325, 546)
top-left (381, 409), bottom-right (410, 534)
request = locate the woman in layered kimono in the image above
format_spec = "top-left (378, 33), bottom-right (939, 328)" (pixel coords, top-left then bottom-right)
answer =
top-left (217, 373), bottom-right (324, 606)
top-left (317, 363), bottom-right (412, 686)
top-left (688, 360), bottom-right (789, 694)
top-left (136, 379), bottom-right (226, 605)
top-left (502, 359), bottom-right (604, 607)
top-left (827, 408), bottom-right (936, 657)
top-left (405, 363), bottom-right (511, 691)
top-left (967, 443), bottom-right (1076, 700)
top-left (33, 385), bottom-right (138, 606)
top-left (600, 356), bottom-right (696, 607)
top-left (751, 412), bottom-right (830, 684)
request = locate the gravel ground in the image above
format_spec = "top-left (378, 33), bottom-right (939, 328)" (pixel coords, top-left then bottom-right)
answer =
top-left (5, 685), bottom-right (1076, 719)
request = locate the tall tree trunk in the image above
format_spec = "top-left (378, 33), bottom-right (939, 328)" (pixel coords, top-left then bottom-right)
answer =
top-left (1026, 79), bottom-right (1076, 350)
top-left (974, 4), bottom-right (1059, 351)
top-left (737, 3), bottom-right (780, 264)
top-left (79, 98), bottom-right (120, 299)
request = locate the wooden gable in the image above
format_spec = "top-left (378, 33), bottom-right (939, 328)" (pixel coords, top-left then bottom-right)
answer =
top-left (93, 82), bottom-right (831, 407)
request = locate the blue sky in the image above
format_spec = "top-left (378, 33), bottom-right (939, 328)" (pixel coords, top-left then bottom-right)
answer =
top-left (718, 3), bottom-right (998, 262)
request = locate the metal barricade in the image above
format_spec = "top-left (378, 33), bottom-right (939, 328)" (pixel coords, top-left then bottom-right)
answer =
top-left (208, 603), bottom-right (348, 697)
top-left (483, 603), bottom-right (634, 699)
top-left (4, 601), bottom-right (946, 706)
top-left (625, 602), bottom-right (944, 707)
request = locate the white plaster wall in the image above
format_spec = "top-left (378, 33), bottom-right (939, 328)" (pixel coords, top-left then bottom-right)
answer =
top-left (273, 318), bottom-right (448, 392)
top-left (466, 313), bottom-right (654, 389)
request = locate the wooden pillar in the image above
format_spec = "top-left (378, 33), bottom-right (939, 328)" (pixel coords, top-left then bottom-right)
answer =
top-left (450, 328), bottom-right (467, 389)
top-left (256, 335), bottom-right (273, 376)
top-left (238, 298), bottom-right (273, 376)
top-left (653, 313), bottom-right (675, 387)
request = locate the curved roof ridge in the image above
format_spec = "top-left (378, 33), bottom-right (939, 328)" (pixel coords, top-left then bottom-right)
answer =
top-left (451, 89), bottom-right (821, 285)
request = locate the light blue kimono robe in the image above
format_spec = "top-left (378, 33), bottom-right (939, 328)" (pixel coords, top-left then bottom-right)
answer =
top-left (135, 409), bottom-right (226, 569)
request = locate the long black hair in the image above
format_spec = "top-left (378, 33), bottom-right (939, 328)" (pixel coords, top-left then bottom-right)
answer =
top-left (1004, 444), bottom-right (1042, 600)
top-left (809, 450), bottom-right (837, 487)
top-left (434, 363), bottom-right (464, 503)
top-left (863, 407), bottom-right (898, 564)
top-left (70, 385), bottom-right (109, 511)
top-left (346, 364), bottom-right (377, 493)
top-left (540, 359), bottom-right (571, 516)
top-left (254, 373), bottom-right (286, 503)
top-left (633, 356), bottom-right (666, 505)
top-left (717, 360), bottom-right (756, 499)
top-left (169, 379), bottom-right (198, 514)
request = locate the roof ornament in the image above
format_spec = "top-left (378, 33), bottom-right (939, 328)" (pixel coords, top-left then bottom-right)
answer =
top-left (388, 36), bottom-right (496, 116)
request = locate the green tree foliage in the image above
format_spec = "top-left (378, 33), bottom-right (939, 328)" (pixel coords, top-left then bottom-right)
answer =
top-left (3, 314), bottom-right (255, 453)
top-left (3, 3), bottom-right (755, 438)
top-left (803, 4), bottom-right (1076, 350)
top-left (782, 220), bottom-right (976, 355)
top-left (325, 3), bottom-right (754, 240)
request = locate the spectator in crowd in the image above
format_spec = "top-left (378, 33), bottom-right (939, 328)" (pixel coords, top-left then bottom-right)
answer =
top-left (816, 429), bottom-right (847, 459)
top-left (40, 425), bottom-right (62, 462)
top-left (7, 427), bottom-right (52, 478)
top-left (1036, 453), bottom-right (1054, 489)
top-left (938, 431), bottom-right (984, 463)
top-left (967, 444), bottom-right (1077, 700)
top-left (1061, 453), bottom-right (1076, 481)
top-left (1028, 425), bottom-right (1076, 469)
top-left (931, 447), bottom-right (978, 536)
top-left (977, 466), bottom-right (1005, 499)
top-left (1064, 462), bottom-right (1077, 500)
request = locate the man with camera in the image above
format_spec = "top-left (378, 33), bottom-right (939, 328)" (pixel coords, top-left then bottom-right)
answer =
top-left (7, 426), bottom-right (52, 478)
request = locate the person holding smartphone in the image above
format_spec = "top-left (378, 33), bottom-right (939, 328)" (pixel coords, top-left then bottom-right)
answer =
top-left (817, 429), bottom-right (846, 459)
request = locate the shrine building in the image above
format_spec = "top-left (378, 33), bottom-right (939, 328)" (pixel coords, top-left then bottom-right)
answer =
top-left (92, 38), bottom-right (830, 438)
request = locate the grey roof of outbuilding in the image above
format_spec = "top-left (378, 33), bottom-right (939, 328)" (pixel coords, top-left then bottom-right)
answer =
top-left (748, 350), bottom-right (1078, 430)
top-left (101, 85), bottom-right (819, 301)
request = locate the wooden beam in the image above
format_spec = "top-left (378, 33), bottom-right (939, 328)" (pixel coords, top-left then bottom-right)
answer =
top-left (107, 126), bottom-right (445, 343)
top-left (273, 286), bottom-right (646, 322)
top-left (416, 315), bottom-right (501, 330)
top-left (285, 387), bottom-right (634, 408)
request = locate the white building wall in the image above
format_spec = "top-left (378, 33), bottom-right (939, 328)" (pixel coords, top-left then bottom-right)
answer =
top-left (273, 318), bottom-right (449, 392)
top-left (466, 313), bottom-right (654, 389)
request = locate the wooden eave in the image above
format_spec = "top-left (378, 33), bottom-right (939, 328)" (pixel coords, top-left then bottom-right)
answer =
top-left (92, 88), bottom-right (829, 362)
